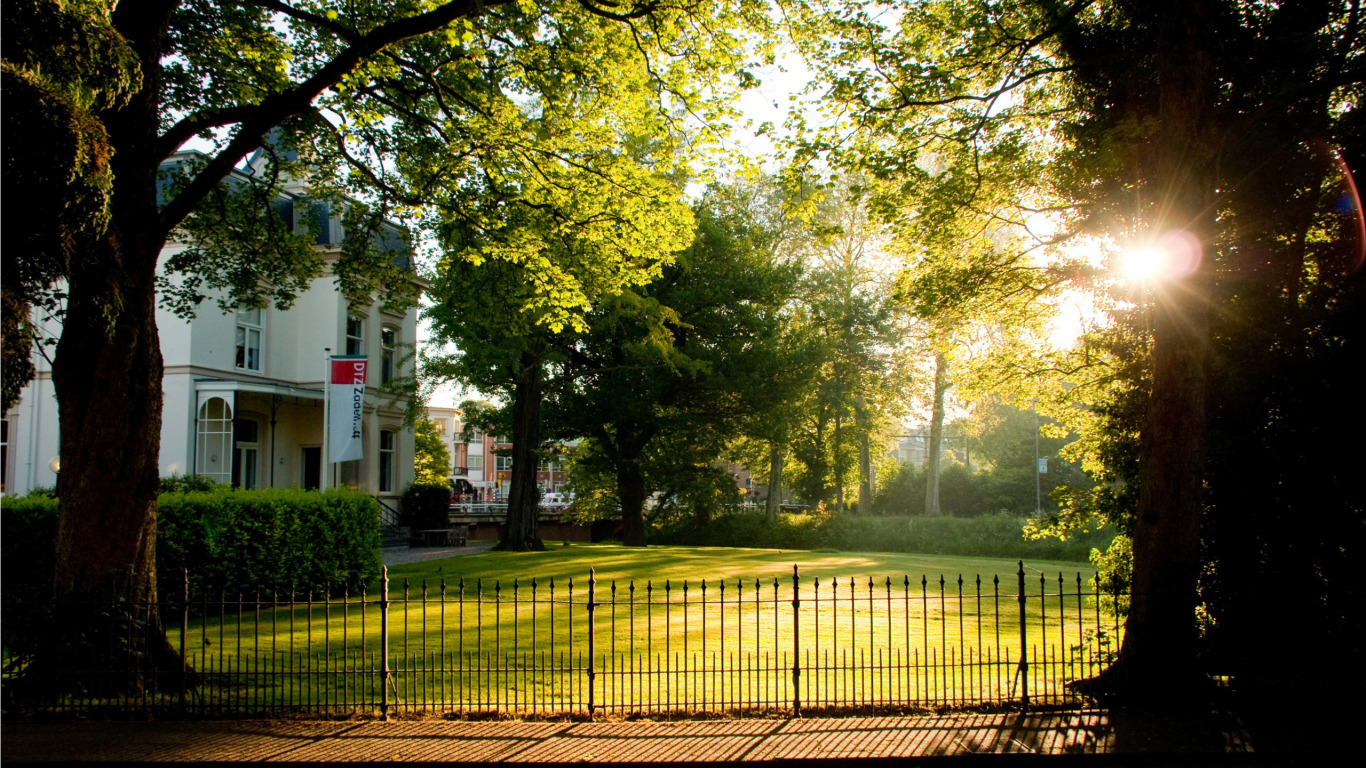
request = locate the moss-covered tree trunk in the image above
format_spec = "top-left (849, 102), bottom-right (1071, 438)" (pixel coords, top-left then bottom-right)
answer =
top-left (855, 399), bottom-right (873, 513)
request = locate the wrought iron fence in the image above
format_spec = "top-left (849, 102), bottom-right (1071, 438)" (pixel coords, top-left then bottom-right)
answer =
top-left (2, 562), bottom-right (1124, 718)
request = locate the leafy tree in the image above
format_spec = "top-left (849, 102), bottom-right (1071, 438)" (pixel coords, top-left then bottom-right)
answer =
top-left (779, 177), bottom-right (911, 512)
top-left (552, 189), bottom-right (802, 544)
top-left (2, 0), bottom-right (772, 686)
top-left (797, 0), bottom-right (1366, 700)
top-left (687, 175), bottom-right (822, 523)
top-left (412, 418), bottom-right (451, 486)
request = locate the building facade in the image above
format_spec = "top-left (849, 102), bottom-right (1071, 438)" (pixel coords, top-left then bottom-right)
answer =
top-left (3, 152), bottom-right (419, 502)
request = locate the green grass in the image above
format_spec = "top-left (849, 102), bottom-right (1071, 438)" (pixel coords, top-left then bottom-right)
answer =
top-left (378, 542), bottom-right (1094, 591)
top-left (165, 544), bottom-right (1120, 714)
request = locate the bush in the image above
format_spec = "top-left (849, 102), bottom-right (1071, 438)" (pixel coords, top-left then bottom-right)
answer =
top-left (158, 474), bottom-right (223, 493)
top-left (400, 483), bottom-right (452, 529)
top-left (157, 487), bottom-right (381, 599)
top-left (650, 511), bottom-right (1114, 562)
top-left (1, 494), bottom-right (61, 661)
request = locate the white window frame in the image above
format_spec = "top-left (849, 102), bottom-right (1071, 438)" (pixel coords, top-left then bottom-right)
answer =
top-left (233, 418), bottom-right (261, 490)
top-left (235, 306), bottom-right (264, 373)
top-left (380, 326), bottom-right (397, 384)
top-left (346, 314), bottom-right (365, 356)
top-left (196, 397), bottom-right (233, 485)
top-left (379, 429), bottom-right (396, 493)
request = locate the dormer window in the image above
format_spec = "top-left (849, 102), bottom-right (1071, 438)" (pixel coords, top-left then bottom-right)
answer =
top-left (236, 306), bottom-right (263, 372)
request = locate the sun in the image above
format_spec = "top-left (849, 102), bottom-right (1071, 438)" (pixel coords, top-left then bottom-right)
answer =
top-left (1120, 247), bottom-right (1165, 281)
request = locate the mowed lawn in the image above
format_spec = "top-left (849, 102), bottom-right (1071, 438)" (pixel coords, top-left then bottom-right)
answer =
top-left (182, 544), bottom-right (1107, 660)
top-left (174, 544), bottom-right (1116, 711)
top-left (379, 542), bottom-right (1095, 592)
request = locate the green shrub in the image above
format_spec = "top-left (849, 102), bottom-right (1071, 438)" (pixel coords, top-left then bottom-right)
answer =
top-left (1, 494), bottom-right (61, 660)
top-left (400, 483), bottom-right (452, 529)
top-left (158, 474), bottom-right (223, 493)
top-left (650, 511), bottom-right (1114, 562)
top-left (157, 487), bottom-right (381, 599)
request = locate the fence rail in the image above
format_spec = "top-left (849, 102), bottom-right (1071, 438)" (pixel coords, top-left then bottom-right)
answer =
top-left (2, 562), bottom-right (1124, 718)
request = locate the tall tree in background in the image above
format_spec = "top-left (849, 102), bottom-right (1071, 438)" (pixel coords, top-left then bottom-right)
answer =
top-left (412, 418), bottom-right (452, 485)
top-left (553, 191), bottom-right (801, 544)
top-left (2, 0), bottom-right (771, 684)
top-left (425, 159), bottom-right (695, 551)
top-left (783, 178), bottom-right (909, 511)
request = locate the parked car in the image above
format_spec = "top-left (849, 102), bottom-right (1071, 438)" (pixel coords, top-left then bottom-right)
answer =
top-left (540, 492), bottom-right (567, 509)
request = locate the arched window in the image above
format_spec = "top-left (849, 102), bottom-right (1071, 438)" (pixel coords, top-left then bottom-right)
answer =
top-left (196, 397), bottom-right (233, 485)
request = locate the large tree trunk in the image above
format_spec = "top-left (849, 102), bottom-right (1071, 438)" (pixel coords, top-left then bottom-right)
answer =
top-left (924, 353), bottom-right (948, 517)
top-left (617, 457), bottom-right (648, 546)
top-left (1092, 0), bottom-right (1218, 700)
top-left (42, 16), bottom-right (184, 685)
top-left (49, 187), bottom-right (180, 690)
top-left (765, 442), bottom-right (783, 523)
top-left (500, 352), bottom-right (545, 551)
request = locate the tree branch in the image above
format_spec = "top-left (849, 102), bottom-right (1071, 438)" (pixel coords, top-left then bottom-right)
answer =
top-left (157, 0), bottom-right (517, 236)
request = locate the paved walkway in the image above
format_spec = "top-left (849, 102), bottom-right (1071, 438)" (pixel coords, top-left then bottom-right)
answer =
top-left (381, 541), bottom-right (499, 567)
top-left (2, 709), bottom-right (1259, 764)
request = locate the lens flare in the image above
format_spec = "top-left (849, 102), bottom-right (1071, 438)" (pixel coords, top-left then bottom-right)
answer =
top-left (1122, 230), bottom-right (1202, 281)
top-left (1154, 229), bottom-right (1202, 279)
top-left (1333, 149), bottom-right (1366, 270)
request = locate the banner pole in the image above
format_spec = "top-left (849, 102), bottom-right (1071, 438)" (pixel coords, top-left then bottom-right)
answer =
top-left (322, 347), bottom-right (331, 491)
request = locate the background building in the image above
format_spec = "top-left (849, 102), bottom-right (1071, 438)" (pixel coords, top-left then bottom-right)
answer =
top-left (4, 151), bottom-right (420, 503)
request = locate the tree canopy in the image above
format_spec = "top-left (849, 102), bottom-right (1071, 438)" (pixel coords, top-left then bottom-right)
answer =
top-left (793, 0), bottom-right (1366, 699)
top-left (1, 0), bottom-right (775, 684)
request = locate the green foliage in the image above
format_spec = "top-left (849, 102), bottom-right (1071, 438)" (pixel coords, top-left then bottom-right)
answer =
top-left (412, 419), bottom-right (451, 485)
top-left (3, 487), bottom-right (381, 615)
top-left (156, 488), bottom-right (381, 600)
top-left (158, 473), bottom-right (222, 494)
top-left (796, 0), bottom-right (1366, 690)
top-left (0, 494), bottom-right (62, 660)
top-left (1, 0), bottom-right (142, 408)
top-left (549, 183), bottom-right (807, 541)
top-left (400, 483), bottom-right (453, 530)
top-left (651, 511), bottom-right (1112, 562)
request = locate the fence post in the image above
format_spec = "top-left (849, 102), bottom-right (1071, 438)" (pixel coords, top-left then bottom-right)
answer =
top-left (587, 567), bottom-right (597, 717)
top-left (381, 566), bottom-right (391, 721)
top-left (1017, 561), bottom-right (1029, 706)
top-left (791, 564), bottom-right (801, 717)
top-left (180, 568), bottom-right (189, 713)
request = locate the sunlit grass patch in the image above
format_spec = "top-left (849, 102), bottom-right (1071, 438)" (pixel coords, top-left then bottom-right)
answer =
top-left (168, 544), bottom-right (1118, 715)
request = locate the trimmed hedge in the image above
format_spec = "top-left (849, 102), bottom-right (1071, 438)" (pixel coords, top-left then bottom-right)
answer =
top-left (650, 511), bottom-right (1115, 562)
top-left (1, 487), bottom-right (382, 605)
top-left (400, 483), bottom-right (452, 530)
top-left (159, 487), bottom-right (381, 598)
top-left (0, 495), bottom-right (61, 657)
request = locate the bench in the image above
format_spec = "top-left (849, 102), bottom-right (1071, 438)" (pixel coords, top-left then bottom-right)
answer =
top-left (412, 528), bottom-right (466, 547)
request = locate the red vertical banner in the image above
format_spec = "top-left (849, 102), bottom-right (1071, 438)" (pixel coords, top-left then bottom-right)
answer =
top-left (328, 356), bottom-right (367, 462)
